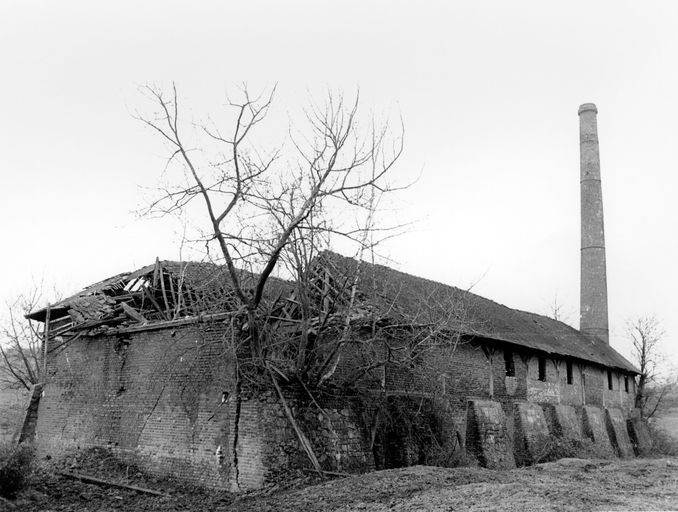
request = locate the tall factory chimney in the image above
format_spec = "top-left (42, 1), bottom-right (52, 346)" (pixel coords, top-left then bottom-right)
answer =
top-left (578, 103), bottom-right (609, 344)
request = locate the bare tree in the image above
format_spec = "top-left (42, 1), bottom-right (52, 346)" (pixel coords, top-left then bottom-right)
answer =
top-left (0, 288), bottom-right (52, 390)
top-left (626, 315), bottom-right (671, 418)
top-left (136, 84), bottom-right (406, 474)
top-left (135, 84), bottom-right (404, 370)
top-left (548, 293), bottom-right (574, 326)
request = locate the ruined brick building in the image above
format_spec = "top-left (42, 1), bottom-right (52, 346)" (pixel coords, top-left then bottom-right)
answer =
top-left (23, 104), bottom-right (649, 491)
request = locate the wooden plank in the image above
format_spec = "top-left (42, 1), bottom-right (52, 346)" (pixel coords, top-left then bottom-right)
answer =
top-left (267, 366), bottom-right (323, 477)
top-left (141, 288), bottom-right (168, 320)
top-left (158, 270), bottom-right (172, 319)
top-left (167, 270), bottom-right (178, 319)
top-left (152, 257), bottom-right (160, 288)
top-left (57, 471), bottom-right (167, 497)
top-left (121, 302), bottom-right (148, 323)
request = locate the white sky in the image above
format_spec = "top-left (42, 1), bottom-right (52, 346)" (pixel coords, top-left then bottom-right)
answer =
top-left (0, 0), bottom-right (676, 372)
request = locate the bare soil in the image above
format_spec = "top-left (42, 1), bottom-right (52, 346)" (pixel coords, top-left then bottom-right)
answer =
top-left (8, 456), bottom-right (678, 512)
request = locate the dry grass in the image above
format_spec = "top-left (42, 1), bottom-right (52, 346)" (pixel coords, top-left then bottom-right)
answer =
top-left (10, 456), bottom-right (678, 511)
top-left (0, 386), bottom-right (28, 443)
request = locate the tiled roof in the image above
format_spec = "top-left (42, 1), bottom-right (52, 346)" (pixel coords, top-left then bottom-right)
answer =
top-left (318, 252), bottom-right (639, 374)
top-left (27, 252), bottom-right (638, 374)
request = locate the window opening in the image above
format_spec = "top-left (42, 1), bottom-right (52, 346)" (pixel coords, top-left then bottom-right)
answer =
top-left (607, 370), bottom-right (613, 390)
top-left (566, 361), bottom-right (573, 385)
top-left (538, 357), bottom-right (546, 382)
top-left (504, 350), bottom-right (515, 377)
top-left (624, 375), bottom-right (629, 393)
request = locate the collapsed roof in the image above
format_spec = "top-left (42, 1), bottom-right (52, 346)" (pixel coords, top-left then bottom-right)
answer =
top-left (26, 259), bottom-right (290, 332)
top-left (27, 252), bottom-right (638, 374)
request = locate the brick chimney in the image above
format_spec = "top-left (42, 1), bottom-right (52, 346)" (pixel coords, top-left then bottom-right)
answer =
top-left (579, 103), bottom-right (609, 344)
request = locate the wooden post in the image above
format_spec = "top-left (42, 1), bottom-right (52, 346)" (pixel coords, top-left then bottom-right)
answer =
top-left (42, 304), bottom-right (50, 380)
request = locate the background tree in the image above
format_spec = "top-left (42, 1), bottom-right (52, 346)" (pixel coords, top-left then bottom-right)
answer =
top-left (0, 288), bottom-right (52, 390)
top-left (547, 293), bottom-right (574, 326)
top-left (626, 315), bottom-right (673, 418)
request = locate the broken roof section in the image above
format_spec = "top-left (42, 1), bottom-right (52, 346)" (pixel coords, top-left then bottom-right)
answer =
top-left (25, 259), bottom-right (277, 332)
top-left (27, 252), bottom-right (638, 374)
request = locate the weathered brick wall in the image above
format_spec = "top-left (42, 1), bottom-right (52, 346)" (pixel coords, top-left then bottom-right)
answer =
top-left (465, 400), bottom-right (515, 469)
top-left (36, 322), bottom-right (374, 490)
top-left (627, 415), bottom-right (652, 456)
top-left (583, 366), bottom-right (605, 407)
top-left (525, 357), bottom-right (634, 413)
top-left (248, 389), bottom-right (374, 485)
top-left (602, 371), bottom-right (635, 410)
top-left (35, 318), bottom-right (639, 487)
top-left (513, 402), bottom-right (550, 465)
top-left (581, 405), bottom-right (615, 456)
top-left (605, 408), bottom-right (634, 457)
top-left (543, 404), bottom-right (582, 442)
top-left (37, 324), bottom-right (237, 488)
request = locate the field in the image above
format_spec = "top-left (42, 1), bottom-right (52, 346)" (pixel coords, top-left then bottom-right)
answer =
top-left (6, 456), bottom-right (678, 512)
top-left (655, 383), bottom-right (678, 443)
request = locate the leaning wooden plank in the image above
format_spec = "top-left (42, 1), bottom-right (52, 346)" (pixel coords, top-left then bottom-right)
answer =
top-left (267, 365), bottom-right (323, 477)
top-left (152, 257), bottom-right (160, 288)
top-left (57, 471), bottom-right (167, 496)
top-left (166, 271), bottom-right (179, 319)
top-left (141, 288), bottom-right (168, 320)
top-left (301, 468), bottom-right (351, 477)
top-left (158, 270), bottom-right (172, 319)
top-left (121, 302), bottom-right (148, 323)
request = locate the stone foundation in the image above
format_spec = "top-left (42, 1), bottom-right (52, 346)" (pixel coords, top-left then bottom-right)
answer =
top-left (605, 408), bottom-right (634, 457)
top-left (513, 402), bottom-right (550, 465)
top-left (627, 416), bottom-right (653, 456)
top-left (581, 406), bottom-right (614, 457)
top-left (466, 400), bottom-right (515, 469)
top-left (543, 404), bottom-right (582, 442)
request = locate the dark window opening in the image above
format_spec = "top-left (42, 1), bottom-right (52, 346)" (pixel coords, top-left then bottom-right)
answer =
top-left (538, 357), bottom-right (546, 382)
top-left (607, 370), bottom-right (613, 390)
top-left (624, 375), bottom-right (629, 393)
top-left (504, 350), bottom-right (515, 377)
top-left (566, 361), bottom-right (573, 385)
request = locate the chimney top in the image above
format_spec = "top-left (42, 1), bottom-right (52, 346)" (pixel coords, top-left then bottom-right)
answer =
top-left (578, 103), bottom-right (598, 115)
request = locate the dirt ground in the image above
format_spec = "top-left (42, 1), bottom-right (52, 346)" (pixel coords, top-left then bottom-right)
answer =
top-left (7, 456), bottom-right (678, 512)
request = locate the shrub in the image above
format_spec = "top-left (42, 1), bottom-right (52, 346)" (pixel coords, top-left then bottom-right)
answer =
top-left (648, 424), bottom-right (678, 456)
top-left (0, 442), bottom-right (35, 499)
top-left (533, 437), bottom-right (584, 464)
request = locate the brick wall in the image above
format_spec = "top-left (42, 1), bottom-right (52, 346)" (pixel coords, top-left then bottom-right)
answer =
top-left (36, 324), bottom-right (237, 488)
top-left (513, 402), bottom-right (550, 465)
top-left (36, 323), bottom-right (373, 490)
top-left (465, 399), bottom-right (515, 469)
top-left (35, 319), bottom-right (639, 489)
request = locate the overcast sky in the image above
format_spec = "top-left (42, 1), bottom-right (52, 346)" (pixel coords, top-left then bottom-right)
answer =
top-left (0, 0), bottom-right (676, 372)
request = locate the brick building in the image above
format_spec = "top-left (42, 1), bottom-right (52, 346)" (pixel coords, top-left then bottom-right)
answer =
top-left (22, 103), bottom-right (648, 490)
top-left (25, 251), bottom-right (639, 490)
